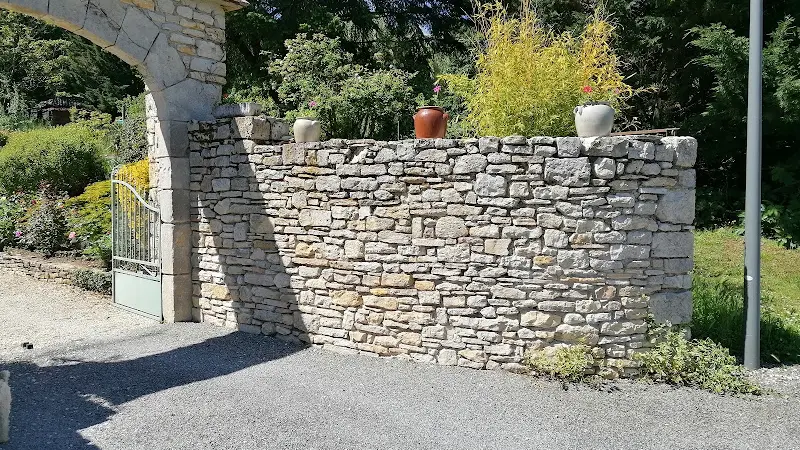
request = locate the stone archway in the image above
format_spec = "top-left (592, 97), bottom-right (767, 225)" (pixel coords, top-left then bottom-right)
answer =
top-left (0, 0), bottom-right (248, 321)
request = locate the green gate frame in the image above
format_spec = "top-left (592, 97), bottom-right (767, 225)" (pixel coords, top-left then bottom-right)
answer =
top-left (111, 168), bottom-right (162, 320)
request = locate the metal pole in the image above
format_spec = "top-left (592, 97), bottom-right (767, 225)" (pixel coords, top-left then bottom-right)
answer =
top-left (743, 0), bottom-right (763, 370)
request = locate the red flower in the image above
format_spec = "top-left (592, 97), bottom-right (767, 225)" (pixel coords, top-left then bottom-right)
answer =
top-left (582, 86), bottom-right (593, 93)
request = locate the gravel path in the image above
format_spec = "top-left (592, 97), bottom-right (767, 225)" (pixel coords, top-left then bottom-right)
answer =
top-left (1, 274), bottom-right (799, 450)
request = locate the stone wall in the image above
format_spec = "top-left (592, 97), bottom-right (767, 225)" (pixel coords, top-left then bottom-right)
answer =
top-left (189, 115), bottom-right (697, 377)
top-left (0, 251), bottom-right (105, 287)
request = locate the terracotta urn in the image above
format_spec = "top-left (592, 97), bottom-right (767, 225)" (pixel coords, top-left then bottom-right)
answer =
top-left (574, 103), bottom-right (615, 137)
top-left (293, 117), bottom-right (322, 143)
top-left (413, 106), bottom-right (449, 139)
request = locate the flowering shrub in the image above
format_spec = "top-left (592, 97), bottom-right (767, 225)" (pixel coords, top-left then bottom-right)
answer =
top-left (0, 193), bottom-right (26, 250)
top-left (440, 2), bottom-right (634, 136)
top-left (22, 188), bottom-right (67, 257)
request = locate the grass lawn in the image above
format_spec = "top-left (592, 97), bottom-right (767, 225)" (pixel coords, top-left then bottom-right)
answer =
top-left (693, 228), bottom-right (800, 365)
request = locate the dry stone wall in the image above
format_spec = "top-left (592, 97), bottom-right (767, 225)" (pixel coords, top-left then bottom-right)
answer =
top-left (189, 114), bottom-right (697, 377)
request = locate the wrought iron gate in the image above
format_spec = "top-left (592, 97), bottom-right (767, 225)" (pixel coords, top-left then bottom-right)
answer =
top-left (111, 167), bottom-right (162, 320)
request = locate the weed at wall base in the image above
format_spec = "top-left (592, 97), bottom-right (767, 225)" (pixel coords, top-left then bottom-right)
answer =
top-left (635, 328), bottom-right (762, 395)
top-left (525, 345), bottom-right (594, 382)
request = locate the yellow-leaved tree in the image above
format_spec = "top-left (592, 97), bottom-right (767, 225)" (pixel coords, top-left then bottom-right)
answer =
top-left (440, 1), bottom-right (634, 136)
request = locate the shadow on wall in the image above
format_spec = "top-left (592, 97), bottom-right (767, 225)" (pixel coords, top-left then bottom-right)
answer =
top-left (191, 118), bottom-right (316, 346)
top-left (2, 332), bottom-right (300, 449)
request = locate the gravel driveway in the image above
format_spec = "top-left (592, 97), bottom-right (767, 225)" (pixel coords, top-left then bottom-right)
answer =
top-left (1, 273), bottom-right (799, 450)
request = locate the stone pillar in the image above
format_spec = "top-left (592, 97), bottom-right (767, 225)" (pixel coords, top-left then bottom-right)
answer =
top-left (149, 111), bottom-right (194, 322)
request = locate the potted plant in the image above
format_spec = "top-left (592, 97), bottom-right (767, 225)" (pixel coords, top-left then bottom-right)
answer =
top-left (574, 85), bottom-right (617, 137)
top-left (413, 84), bottom-right (449, 139)
top-left (293, 100), bottom-right (322, 143)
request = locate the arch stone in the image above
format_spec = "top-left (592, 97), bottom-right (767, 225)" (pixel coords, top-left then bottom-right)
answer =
top-left (0, 0), bottom-right (248, 322)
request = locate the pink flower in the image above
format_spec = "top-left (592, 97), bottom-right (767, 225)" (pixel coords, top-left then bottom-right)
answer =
top-left (68, 232), bottom-right (76, 240)
top-left (14, 231), bottom-right (21, 238)
top-left (433, 85), bottom-right (442, 94)
top-left (308, 100), bottom-right (318, 108)
top-left (582, 85), bottom-right (593, 93)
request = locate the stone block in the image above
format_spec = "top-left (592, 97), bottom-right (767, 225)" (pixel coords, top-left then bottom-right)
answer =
top-left (79, 1), bottom-right (124, 48)
top-left (544, 229), bottom-right (568, 248)
top-left (435, 216), bottom-right (467, 238)
top-left (609, 244), bottom-right (650, 260)
top-left (381, 273), bottom-right (414, 287)
top-left (299, 209), bottom-right (332, 228)
top-left (438, 244), bottom-right (471, 263)
top-left (656, 189), bottom-right (695, 224)
top-left (663, 137), bottom-right (698, 168)
top-left (474, 173), bottom-right (507, 197)
top-left (161, 223), bottom-right (192, 275)
top-left (453, 154), bottom-right (488, 174)
top-left (652, 232), bottom-right (693, 258)
top-left (556, 137), bottom-right (582, 157)
top-left (213, 103), bottom-right (264, 118)
top-left (533, 186), bottom-right (569, 200)
top-left (232, 116), bottom-right (271, 140)
top-left (520, 311), bottom-right (561, 328)
top-left (46, 0), bottom-right (87, 31)
top-left (557, 249), bottom-right (589, 269)
top-left (593, 157), bottom-right (616, 179)
top-left (544, 157), bottom-right (591, 187)
top-left (582, 136), bottom-right (629, 157)
top-left (650, 291), bottom-right (693, 325)
top-left (144, 34), bottom-right (187, 90)
top-left (120, 7), bottom-right (159, 51)
top-left (484, 239), bottom-right (512, 256)
top-left (2, 0), bottom-right (48, 16)
top-left (555, 324), bottom-right (599, 346)
top-left (331, 291), bottom-right (363, 307)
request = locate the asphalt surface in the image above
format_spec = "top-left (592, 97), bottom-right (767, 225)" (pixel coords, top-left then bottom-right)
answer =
top-left (1, 273), bottom-right (799, 450)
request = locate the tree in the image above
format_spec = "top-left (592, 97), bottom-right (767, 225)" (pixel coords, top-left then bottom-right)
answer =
top-left (0, 11), bottom-right (142, 118)
top-left (225, 0), bottom-right (473, 103)
top-left (270, 34), bottom-right (415, 139)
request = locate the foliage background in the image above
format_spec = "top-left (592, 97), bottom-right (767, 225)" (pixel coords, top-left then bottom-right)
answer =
top-left (0, 0), bottom-right (798, 246)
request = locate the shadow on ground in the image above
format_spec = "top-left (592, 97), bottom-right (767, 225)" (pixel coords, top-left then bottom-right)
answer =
top-left (1, 331), bottom-right (301, 449)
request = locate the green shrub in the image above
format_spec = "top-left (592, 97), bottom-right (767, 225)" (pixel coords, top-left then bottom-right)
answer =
top-left (525, 345), bottom-right (592, 382)
top-left (65, 180), bottom-right (111, 265)
top-left (0, 124), bottom-right (107, 196)
top-left (0, 193), bottom-right (26, 250)
top-left (84, 234), bottom-right (112, 270)
top-left (22, 190), bottom-right (67, 256)
top-left (271, 33), bottom-right (415, 140)
top-left (635, 329), bottom-right (762, 395)
top-left (108, 94), bottom-right (148, 164)
top-left (72, 268), bottom-right (112, 295)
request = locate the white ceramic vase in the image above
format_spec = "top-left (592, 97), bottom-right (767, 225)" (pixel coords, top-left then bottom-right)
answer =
top-left (574, 103), bottom-right (615, 137)
top-left (293, 118), bottom-right (322, 143)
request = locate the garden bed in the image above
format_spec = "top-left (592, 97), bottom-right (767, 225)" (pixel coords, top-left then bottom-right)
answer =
top-left (0, 248), bottom-right (110, 294)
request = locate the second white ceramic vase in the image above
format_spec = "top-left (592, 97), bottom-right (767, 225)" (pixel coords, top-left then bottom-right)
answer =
top-left (293, 118), bottom-right (322, 143)
top-left (574, 103), bottom-right (615, 137)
